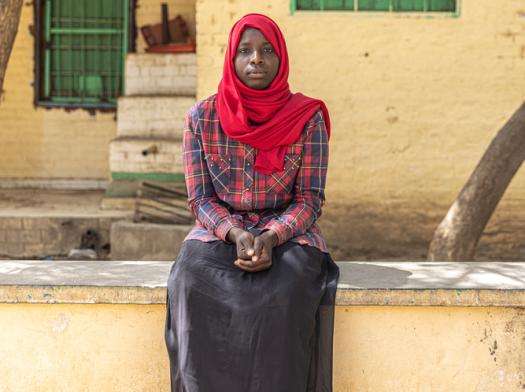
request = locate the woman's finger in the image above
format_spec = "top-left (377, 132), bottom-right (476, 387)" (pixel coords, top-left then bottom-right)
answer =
top-left (235, 257), bottom-right (269, 268)
top-left (257, 245), bottom-right (272, 264)
top-left (251, 236), bottom-right (263, 262)
top-left (235, 258), bottom-right (255, 268)
top-left (237, 231), bottom-right (254, 259)
top-left (234, 259), bottom-right (272, 272)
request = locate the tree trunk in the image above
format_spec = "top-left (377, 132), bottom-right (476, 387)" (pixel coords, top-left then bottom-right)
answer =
top-left (428, 102), bottom-right (525, 261)
top-left (0, 0), bottom-right (24, 99)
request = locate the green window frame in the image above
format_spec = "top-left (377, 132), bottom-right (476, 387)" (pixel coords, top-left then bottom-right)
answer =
top-left (292, 0), bottom-right (457, 12)
top-left (35, 0), bottom-right (130, 109)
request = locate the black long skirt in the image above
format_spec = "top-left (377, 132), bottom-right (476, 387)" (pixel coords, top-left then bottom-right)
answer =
top-left (165, 239), bottom-right (339, 392)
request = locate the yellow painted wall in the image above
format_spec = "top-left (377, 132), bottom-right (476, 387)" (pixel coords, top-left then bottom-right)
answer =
top-left (0, 3), bottom-right (116, 180)
top-left (0, 303), bottom-right (523, 391)
top-left (334, 306), bottom-right (525, 391)
top-left (0, 0), bottom-right (195, 181)
top-left (196, 0), bottom-right (525, 259)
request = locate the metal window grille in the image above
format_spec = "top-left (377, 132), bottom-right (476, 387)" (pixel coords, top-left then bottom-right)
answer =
top-left (294, 0), bottom-right (456, 12)
top-left (38, 0), bottom-right (129, 108)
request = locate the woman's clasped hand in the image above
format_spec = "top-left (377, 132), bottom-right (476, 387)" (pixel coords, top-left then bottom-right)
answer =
top-left (227, 227), bottom-right (278, 272)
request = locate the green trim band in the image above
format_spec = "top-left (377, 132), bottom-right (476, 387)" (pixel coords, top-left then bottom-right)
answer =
top-left (111, 172), bottom-right (186, 182)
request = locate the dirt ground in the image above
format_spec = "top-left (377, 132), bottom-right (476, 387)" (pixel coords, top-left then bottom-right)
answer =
top-left (0, 189), bottom-right (523, 261)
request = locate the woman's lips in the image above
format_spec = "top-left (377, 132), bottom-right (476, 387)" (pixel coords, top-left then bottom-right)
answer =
top-left (247, 71), bottom-right (267, 79)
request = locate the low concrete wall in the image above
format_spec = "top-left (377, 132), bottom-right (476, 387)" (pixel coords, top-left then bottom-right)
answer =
top-left (0, 261), bottom-right (523, 391)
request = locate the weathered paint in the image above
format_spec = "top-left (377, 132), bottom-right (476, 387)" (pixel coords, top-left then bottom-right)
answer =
top-left (0, 303), bottom-right (523, 391)
top-left (195, 0), bottom-right (525, 259)
top-left (333, 306), bottom-right (525, 391)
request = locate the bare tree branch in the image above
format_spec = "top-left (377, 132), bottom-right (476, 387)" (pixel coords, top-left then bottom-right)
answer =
top-left (0, 0), bottom-right (24, 100)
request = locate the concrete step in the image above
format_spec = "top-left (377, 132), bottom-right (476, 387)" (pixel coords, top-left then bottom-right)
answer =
top-left (102, 180), bottom-right (187, 209)
top-left (125, 53), bottom-right (196, 96)
top-left (117, 96), bottom-right (195, 139)
top-left (110, 221), bottom-right (192, 261)
top-left (0, 216), bottom-right (126, 259)
top-left (109, 137), bottom-right (184, 175)
top-left (0, 189), bottom-right (131, 259)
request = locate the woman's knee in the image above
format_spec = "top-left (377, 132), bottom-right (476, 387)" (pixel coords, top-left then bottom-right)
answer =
top-left (274, 242), bottom-right (324, 290)
top-left (168, 240), bottom-right (231, 288)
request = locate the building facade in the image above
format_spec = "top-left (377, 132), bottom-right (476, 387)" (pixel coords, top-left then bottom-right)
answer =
top-left (1, 0), bottom-right (524, 259)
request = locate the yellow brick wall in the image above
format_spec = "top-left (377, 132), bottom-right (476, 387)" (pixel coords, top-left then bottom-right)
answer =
top-left (0, 3), bottom-right (116, 180)
top-left (196, 0), bottom-right (525, 259)
top-left (0, 0), bottom-right (196, 181)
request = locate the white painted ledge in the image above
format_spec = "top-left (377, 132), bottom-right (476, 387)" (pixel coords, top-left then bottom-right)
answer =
top-left (0, 261), bottom-right (523, 306)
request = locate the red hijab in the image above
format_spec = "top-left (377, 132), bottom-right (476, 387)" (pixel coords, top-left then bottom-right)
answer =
top-left (217, 13), bottom-right (331, 175)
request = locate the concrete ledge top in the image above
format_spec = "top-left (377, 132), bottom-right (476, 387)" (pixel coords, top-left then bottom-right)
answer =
top-left (0, 260), bottom-right (524, 306)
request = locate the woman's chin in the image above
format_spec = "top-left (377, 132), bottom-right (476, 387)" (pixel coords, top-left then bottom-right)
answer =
top-left (245, 80), bottom-right (271, 90)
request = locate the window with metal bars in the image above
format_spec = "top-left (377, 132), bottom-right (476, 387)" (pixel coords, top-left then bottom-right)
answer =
top-left (293, 0), bottom-right (456, 12)
top-left (35, 0), bottom-right (130, 109)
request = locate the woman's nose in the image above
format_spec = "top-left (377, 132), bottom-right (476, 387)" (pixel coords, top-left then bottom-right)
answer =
top-left (250, 50), bottom-right (263, 64)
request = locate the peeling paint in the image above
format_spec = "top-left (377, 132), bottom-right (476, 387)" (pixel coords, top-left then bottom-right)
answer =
top-left (51, 313), bottom-right (70, 333)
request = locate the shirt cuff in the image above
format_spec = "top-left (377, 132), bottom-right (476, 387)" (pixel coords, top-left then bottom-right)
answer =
top-left (214, 216), bottom-right (244, 243)
top-left (262, 219), bottom-right (293, 246)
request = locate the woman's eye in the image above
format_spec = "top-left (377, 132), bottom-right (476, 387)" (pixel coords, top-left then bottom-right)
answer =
top-left (264, 47), bottom-right (274, 54)
top-left (238, 48), bottom-right (249, 54)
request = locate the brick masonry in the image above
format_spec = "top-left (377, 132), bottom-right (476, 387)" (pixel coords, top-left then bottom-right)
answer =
top-left (0, 4), bottom-right (117, 180)
top-left (117, 96), bottom-right (194, 139)
top-left (109, 138), bottom-right (183, 174)
top-left (109, 52), bottom-right (196, 179)
top-left (125, 53), bottom-right (197, 96)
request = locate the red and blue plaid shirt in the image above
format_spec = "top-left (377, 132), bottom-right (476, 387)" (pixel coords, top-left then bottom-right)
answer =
top-left (182, 94), bottom-right (329, 253)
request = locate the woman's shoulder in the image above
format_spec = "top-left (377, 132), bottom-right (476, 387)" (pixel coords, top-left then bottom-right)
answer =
top-left (187, 94), bottom-right (218, 117)
top-left (307, 109), bottom-right (326, 126)
top-left (302, 108), bottom-right (328, 141)
top-left (185, 94), bottom-right (218, 133)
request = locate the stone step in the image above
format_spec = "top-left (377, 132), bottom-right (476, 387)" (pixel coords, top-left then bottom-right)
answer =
top-left (117, 96), bottom-right (195, 139)
top-left (109, 137), bottom-right (184, 174)
top-left (125, 53), bottom-right (196, 96)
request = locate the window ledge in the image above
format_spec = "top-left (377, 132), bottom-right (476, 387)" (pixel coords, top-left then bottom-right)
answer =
top-left (290, 10), bottom-right (460, 18)
top-left (0, 260), bottom-right (523, 307)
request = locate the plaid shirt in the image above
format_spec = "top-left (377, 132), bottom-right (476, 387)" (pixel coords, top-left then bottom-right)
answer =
top-left (182, 94), bottom-right (329, 253)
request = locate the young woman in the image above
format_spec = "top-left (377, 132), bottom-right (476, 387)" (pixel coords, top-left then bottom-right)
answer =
top-left (165, 13), bottom-right (339, 392)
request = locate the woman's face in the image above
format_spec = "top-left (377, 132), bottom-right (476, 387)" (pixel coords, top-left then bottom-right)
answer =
top-left (234, 28), bottom-right (280, 90)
